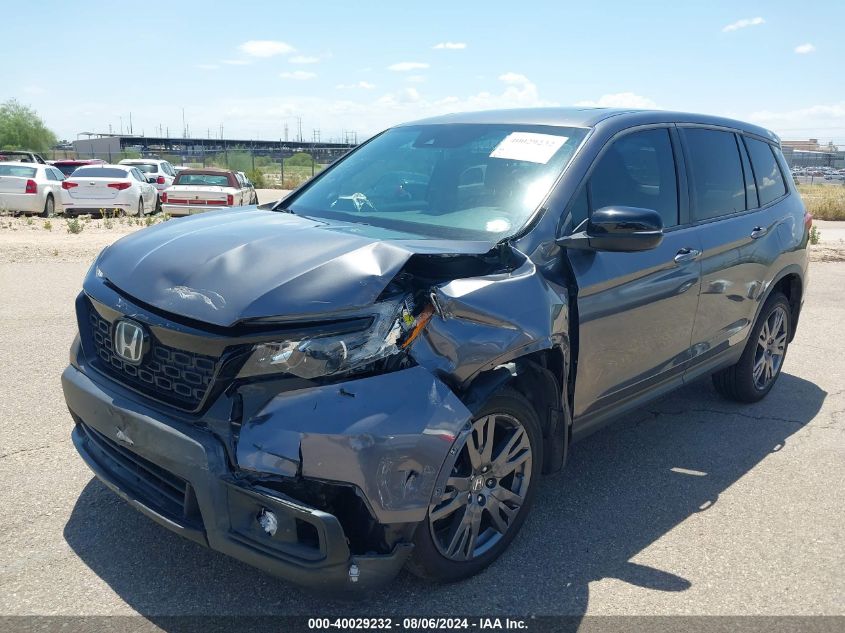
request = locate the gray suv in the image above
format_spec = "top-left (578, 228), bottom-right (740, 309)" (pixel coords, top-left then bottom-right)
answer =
top-left (62, 108), bottom-right (809, 591)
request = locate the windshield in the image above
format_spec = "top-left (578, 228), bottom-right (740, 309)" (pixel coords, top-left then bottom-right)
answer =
top-left (55, 163), bottom-right (87, 177)
top-left (175, 173), bottom-right (231, 187)
top-left (126, 163), bottom-right (157, 173)
top-left (0, 165), bottom-right (36, 177)
top-left (72, 167), bottom-right (129, 178)
top-left (286, 123), bottom-right (588, 240)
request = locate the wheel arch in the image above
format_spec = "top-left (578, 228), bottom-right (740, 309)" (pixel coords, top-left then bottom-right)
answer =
top-left (758, 265), bottom-right (804, 342)
top-left (458, 346), bottom-right (570, 474)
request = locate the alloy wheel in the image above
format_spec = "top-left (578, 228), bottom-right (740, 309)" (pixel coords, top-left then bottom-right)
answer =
top-left (753, 305), bottom-right (788, 390)
top-left (428, 413), bottom-right (533, 561)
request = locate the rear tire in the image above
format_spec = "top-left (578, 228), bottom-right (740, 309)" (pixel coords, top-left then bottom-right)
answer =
top-left (712, 292), bottom-right (791, 403)
top-left (137, 198), bottom-right (144, 216)
top-left (40, 194), bottom-right (55, 218)
top-left (155, 195), bottom-right (161, 214)
top-left (407, 387), bottom-right (542, 582)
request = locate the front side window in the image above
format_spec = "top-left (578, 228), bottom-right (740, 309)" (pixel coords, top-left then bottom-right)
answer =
top-left (588, 128), bottom-right (679, 228)
top-left (286, 124), bottom-right (589, 240)
top-left (745, 137), bottom-right (787, 206)
top-left (684, 128), bottom-right (745, 221)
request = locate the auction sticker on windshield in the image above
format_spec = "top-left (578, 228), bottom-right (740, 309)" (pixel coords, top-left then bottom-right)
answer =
top-left (489, 132), bottom-right (568, 164)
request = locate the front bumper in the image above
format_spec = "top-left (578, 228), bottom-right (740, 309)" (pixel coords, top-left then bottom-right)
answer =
top-left (62, 364), bottom-right (416, 591)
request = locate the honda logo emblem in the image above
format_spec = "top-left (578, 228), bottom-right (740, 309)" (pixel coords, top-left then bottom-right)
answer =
top-left (113, 320), bottom-right (146, 364)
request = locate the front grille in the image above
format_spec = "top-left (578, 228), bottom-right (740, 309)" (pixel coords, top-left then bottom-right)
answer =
top-left (79, 422), bottom-right (202, 528)
top-left (88, 308), bottom-right (216, 410)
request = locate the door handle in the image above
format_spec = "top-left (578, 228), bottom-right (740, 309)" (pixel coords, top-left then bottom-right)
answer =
top-left (674, 248), bottom-right (701, 264)
top-left (750, 226), bottom-right (768, 239)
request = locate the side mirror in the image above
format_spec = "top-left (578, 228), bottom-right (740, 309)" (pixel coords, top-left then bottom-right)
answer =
top-left (557, 206), bottom-right (663, 252)
top-left (146, 175), bottom-right (157, 184)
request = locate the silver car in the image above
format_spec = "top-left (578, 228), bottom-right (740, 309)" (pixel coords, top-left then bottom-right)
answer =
top-left (0, 162), bottom-right (65, 216)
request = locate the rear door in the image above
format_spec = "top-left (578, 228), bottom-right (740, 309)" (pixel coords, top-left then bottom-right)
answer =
top-left (566, 126), bottom-right (703, 423)
top-left (680, 127), bottom-right (788, 374)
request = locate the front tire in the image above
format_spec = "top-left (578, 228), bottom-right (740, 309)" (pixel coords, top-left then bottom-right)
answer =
top-left (712, 292), bottom-right (791, 402)
top-left (137, 198), bottom-right (144, 216)
top-left (407, 388), bottom-right (542, 582)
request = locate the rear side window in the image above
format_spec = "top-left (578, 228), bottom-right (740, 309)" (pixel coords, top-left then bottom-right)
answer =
top-left (745, 137), bottom-right (787, 206)
top-left (684, 128), bottom-right (745, 221)
top-left (588, 128), bottom-right (679, 228)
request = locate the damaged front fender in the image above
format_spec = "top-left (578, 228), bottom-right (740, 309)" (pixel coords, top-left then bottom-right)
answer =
top-left (410, 254), bottom-right (570, 388)
top-left (236, 366), bottom-right (472, 524)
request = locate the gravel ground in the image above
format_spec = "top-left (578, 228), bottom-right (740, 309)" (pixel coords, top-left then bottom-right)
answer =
top-left (0, 223), bottom-right (842, 619)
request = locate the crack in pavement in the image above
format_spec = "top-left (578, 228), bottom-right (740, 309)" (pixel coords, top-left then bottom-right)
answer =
top-left (0, 445), bottom-right (52, 460)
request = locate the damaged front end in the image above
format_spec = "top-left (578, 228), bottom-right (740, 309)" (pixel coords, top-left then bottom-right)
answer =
top-left (228, 243), bottom-right (569, 568)
top-left (67, 228), bottom-right (569, 590)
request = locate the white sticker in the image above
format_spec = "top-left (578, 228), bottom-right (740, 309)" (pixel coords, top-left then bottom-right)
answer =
top-left (489, 132), bottom-right (568, 164)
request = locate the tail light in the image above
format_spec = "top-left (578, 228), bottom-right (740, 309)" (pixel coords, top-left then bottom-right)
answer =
top-left (62, 181), bottom-right (79, 190)
top-left (156, 175), bottom-right (165, 185)
top-left (25, 179), bottom-right (37, 194)
top-left (226, 194), bottom-right (234, 206)
top-left (804, 211), bottom-right (813, 230)
top-left (107, 182), bottom-right (132, 190)
top-left (161, 192), bottom-right (168, 203)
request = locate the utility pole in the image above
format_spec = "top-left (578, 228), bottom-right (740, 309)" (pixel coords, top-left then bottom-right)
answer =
top-left (298, 117), bottom-right (303, 143)
top-left (129, 112), bottom-right (133, 135)
top-left (284, 123), bottom-right (289, 142)
top-left (119, 116), bottom-right (123, 135)
top-left (182, 108), bottom-right (186, 138)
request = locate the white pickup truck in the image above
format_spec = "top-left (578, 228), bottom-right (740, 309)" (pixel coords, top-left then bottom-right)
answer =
top-left (160, 168), bottom-right (253, 216)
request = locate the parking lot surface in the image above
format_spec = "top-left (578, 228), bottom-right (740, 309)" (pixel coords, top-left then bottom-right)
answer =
top-left (0, 256), bottom-right (842, 618)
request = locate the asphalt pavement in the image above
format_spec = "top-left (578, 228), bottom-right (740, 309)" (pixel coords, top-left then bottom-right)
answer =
top-left (0, 259), bottom-right (842, 620)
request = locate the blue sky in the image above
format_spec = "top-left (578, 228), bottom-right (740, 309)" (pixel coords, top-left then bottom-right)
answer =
top-left (2, 0), bottom-right (843, 143)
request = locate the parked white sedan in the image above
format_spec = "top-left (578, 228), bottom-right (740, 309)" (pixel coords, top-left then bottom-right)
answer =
top-left (61, 165), bottom-right (158, 216)
top-left (161, 168), bottom-right (250, 216)
top-left (0, 162), bottom-right (66, 216)
top-left (118, 159), bottom-right (177, 193)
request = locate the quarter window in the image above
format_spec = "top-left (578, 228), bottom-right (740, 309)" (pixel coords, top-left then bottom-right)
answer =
top-left (684, 128), bottom-right (746, 221)
top-left (745, 137), bottom-right (787, 206)
top-left (588, 128), bottom-right (678, 228)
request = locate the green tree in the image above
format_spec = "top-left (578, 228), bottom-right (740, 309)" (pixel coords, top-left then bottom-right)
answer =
top-left (285, 152), bottom-right (314, 167)
top-left (0, 99), bottom-right (57, 153)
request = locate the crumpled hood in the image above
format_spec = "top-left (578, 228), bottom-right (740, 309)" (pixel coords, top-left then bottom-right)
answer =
top-left (94, 208), bottom-right (494, 327)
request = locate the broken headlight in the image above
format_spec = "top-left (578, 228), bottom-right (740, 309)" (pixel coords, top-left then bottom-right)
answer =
top-left (237, 296), bottom-right (425, 380)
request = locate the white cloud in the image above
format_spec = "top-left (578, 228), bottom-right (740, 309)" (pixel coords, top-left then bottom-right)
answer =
top-left (280, 71), bottom-right (316, 80)
top-left (337, 81), bottom-right (376, 90)
top-left (794, 43), bottom-right (816, 54)
top-left (747, 102), bottom-right (845, 136)
top-left (433, 42), bottom-right (467, 50)
top-left (238, 40), bottom-right (295, 58)
top-left (722, 17), bottom-right (765, 32)
top-left (222, 59), bottom-right (250, 66)
top-left (388, 62), bottom-right (430, 72)
top-left (196, 64), bottom-right (219, 70)
top-left (290, 55), bottom-right (320, 64)
top-left (575, 92), bottom-right (658, 109)
top-left (499, 72), bottom-right (530, 85)
top-left (406, 75), bottom-right (426, 83)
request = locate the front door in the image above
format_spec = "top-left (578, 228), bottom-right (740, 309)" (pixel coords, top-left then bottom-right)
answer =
top-left (566, 127), bottom-right (702, 424)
